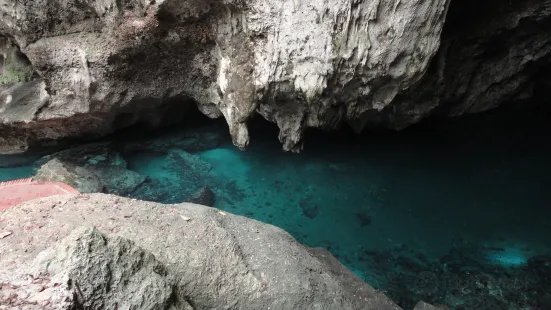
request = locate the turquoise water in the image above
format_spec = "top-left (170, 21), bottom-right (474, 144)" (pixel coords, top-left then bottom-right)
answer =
top-left (1, 102), bottom-right (551, 308)
top-left (0, 165), bottom-right (34, 182)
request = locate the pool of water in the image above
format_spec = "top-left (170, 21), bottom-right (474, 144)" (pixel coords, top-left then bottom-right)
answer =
top-left (0, 165), bottom-right (34, 182)
top-left (1, 102), bottom-right (550, 309)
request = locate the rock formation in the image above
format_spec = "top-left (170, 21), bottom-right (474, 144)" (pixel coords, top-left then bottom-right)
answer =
top-left (0, 0), bottom-right (549, 153)
top-left (0, 193), bottom-right (442, 309)
top-left (34, 143), bottom-right (146, 195)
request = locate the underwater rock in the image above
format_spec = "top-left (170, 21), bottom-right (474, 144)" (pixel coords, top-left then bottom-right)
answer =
top-left (34, 143), bottom-right (146, 195)
top-left (91, 166), bottom-right (147, 196)
top-left (357, 243), bottom-right (551, 310)
top-left (300, 197), bottom-right (320, 219)
top-left (413, 301), bottom-right (448, 310)
top-left (0, 194), bottom-right (406, 309)
top-left (119, 124), bottom-right (229, 154)
top-left (355, 212), bottom-right (372, 227)
top-left (127, 149), bottom-right (221, 204)
top-left (187, 186), bottom-right (216, 207)
top-left (34, 158), bottom-right (104, 193)
top-left (166, 149), bottom-right (214, 178)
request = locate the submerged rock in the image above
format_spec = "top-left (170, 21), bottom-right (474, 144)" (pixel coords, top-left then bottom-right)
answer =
top-left (119, 124), bottom-right (229, 154)
top-left (129, 149), bottom-right (219, 204)
top-left (0, 194), bottom-right (419, 309)
top-left (300, 197), bottom-right (320, 219)
top-left (6, 0), bottom-right (548, 153)
top-left (34, 143), bottom-right (146, 195)
top-left (34, 158), bottom-right (104, 193)
top-left (187, 186), bottom-right (216, 207)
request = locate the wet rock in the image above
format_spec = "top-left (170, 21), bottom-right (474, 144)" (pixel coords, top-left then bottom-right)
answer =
top-left (0, 194), bottom-right (406, 309)
top-left (187, 186), bottom-right (216, 207)
top-left (120, 124), bottom-right (229, 154)
top-left (128, 149), bottom-right (221, 204)
top-left (34, 143), bottom-right (146, 195)
top-left (92, 166), bottom-right (147, 196)
top-left (34, 158), bottom-right (103, 193)
top-left (413, 301), bottom-right (448, 310)
top-left (300, 197), bottom-right (319, 219)
top-left (355, 212), bottom-right (372, 227)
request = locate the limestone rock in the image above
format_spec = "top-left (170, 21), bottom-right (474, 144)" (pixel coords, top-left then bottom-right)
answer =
top-left (0, 0), bottom-right (449, 153)
top-left (119, 124), bottom-right (229, 154)
top-left (34, 143), bottom-right (146, 195)
top-left (413, 301), bottom-right (448, 310)
top-left (0, 193), bottom-right (406, 309)
top-left (187, 186), bottom-right (216, 207)
top-left (34, 158), bottom-right (104, 193)
top-left (129, 149), bottom-right (219, 204)
top-left (0, 0), bottom-right (549, 153)
top-left (24, 227), bottom-right (187, 309)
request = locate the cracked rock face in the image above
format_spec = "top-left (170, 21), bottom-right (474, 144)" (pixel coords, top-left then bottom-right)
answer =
top-left (0, 194), bottom-right (408, 309)
top-left (0, 0), bottom-right (549, 153)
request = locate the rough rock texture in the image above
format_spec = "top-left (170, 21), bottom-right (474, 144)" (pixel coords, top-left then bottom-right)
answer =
top-left (0, 0), bottom-right (549, 153)
top-left (0, 193), bottom-right (415, 309)
top-left (34, 143), bottom-right (146, 195)
top-left (389, 0), bottom-right (551, 129)
top-left (0, 0), bottom-right (449, 153)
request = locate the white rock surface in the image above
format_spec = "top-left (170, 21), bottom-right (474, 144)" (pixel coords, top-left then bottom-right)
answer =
top-left (0, 0), bottom-right (449, 152)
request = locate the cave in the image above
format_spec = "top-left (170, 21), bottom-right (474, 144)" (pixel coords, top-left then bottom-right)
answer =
top-left (1, 0), bottom-right (551, 309)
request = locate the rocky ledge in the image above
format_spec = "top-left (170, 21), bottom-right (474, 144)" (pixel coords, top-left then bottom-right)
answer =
top-left (0, 194), bottom-right (443, 309)
top-left (1, 0), bottom-right (549, 153)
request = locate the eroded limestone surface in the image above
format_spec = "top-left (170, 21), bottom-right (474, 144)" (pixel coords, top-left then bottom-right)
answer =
top-left (0, 0), bottom-right (549, 153)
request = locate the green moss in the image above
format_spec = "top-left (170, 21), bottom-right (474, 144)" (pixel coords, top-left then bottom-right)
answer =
top-left (0, 50), bottom-right (34, 85)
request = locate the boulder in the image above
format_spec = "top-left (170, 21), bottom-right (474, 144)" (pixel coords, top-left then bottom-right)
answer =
top-left (34, 143), bottom-right (146, 195)
top-left (187, 186), bottom-right (216, 207)
top-left (1, 193), bottom-right (407, 309)
top-left (34, 158), bottom-right (104, 193)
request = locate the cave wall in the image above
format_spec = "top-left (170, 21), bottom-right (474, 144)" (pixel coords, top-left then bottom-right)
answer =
top-left (0, 0), bottom-right (549, 154)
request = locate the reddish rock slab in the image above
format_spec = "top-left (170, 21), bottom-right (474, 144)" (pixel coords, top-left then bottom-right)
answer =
top-left (0, 178), bottom-right (80, 211)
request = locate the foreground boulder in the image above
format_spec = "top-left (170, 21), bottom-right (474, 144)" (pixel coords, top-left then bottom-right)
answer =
top-left (0, 194), bottom-right (420, 309)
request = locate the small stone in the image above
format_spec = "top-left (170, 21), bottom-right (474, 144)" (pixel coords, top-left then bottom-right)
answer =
top-left (0, 231), bottom-right (13, 239)
top-left (180, 215), bottom-right (191, 221)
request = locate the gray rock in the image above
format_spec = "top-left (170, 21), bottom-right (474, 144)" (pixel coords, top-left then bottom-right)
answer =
top-left (1, 0), bottom-right (548, 153)
top-left (187, 186), bottom-right (216, 207)
top-left (0, 193), bottom-right (405, 309)
top-left (34, 158), bottom-right (104, 193)
top-left (34, 143), bottom-right (146, 195)
top-left (120, 124), bottom-right (229, 154)
top-left (24, 227), bottom-right (187, 310)
top-left (129, 149), bottom-right (218, 204)
top-left (0, 0), bottom-right (449, 153)
top-left (413, 301), bottom-right (448, 310)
